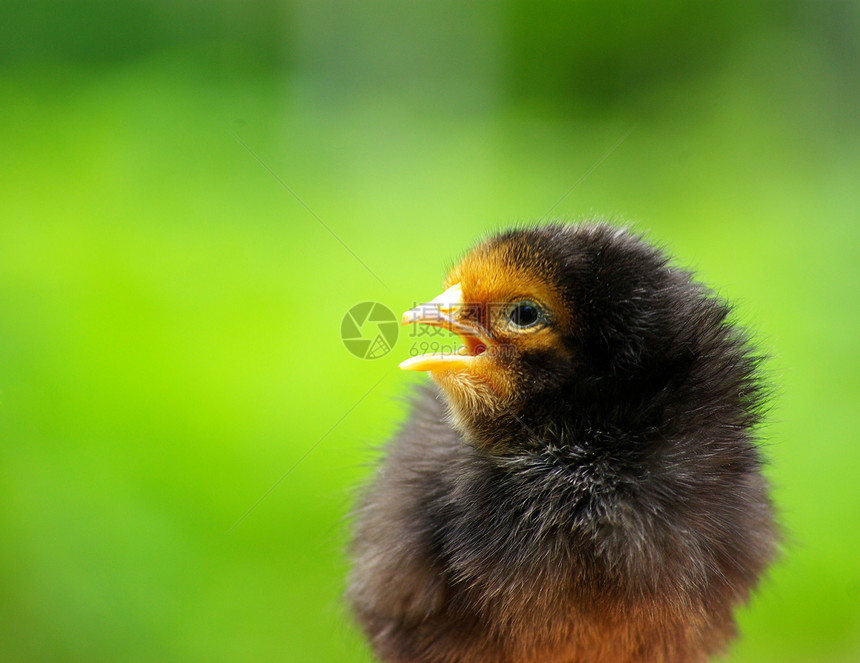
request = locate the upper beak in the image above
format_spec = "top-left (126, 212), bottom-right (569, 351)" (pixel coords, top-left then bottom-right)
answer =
top-left (399, 283), bottom-right (490, 372)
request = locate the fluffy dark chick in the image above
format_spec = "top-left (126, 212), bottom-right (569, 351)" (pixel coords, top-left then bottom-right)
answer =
top-left (347, 221), bottom-right (778, 663)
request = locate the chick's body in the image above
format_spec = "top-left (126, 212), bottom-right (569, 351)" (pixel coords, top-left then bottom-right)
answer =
top-left (348, 222), bottom-right (777, 663)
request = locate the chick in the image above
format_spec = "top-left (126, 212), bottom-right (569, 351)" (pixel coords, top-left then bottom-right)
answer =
top-left (347, 222), bottom-right (777, 663)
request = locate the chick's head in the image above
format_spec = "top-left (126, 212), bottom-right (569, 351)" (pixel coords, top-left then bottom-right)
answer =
top-left (400, 223), bottom-right (740, 452)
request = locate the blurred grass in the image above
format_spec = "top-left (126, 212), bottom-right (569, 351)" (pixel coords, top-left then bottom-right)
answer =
top-left (1, 3), bottom-right (859, 662)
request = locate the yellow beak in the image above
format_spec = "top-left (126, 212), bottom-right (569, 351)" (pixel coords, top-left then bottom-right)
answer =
top-left (398, 283), bottom-right (488, 372)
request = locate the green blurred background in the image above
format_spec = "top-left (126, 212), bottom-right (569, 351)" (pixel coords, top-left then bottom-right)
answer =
top-left (1, 1), bottom-right (858, 661)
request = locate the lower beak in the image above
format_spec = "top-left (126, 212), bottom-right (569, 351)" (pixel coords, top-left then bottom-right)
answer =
top-left (399, 283), bottom-right (488, 372)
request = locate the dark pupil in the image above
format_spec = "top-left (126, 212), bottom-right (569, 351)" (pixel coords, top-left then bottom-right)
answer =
top-left (511, 303), bottom-right (538, 327)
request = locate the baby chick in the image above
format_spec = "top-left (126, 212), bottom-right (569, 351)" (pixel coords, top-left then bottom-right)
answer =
top-left (348, 222), bottom-right (777, 663)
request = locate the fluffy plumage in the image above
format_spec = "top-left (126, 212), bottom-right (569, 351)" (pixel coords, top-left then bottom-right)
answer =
top-left (347, 221), bottom-right (777, 663)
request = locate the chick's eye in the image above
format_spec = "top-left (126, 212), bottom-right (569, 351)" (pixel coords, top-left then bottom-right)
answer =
top-left (508, 301), bottom-right (541, 328)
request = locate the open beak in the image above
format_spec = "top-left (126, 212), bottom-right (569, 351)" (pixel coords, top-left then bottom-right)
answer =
top-left (399, 283), bottom-right (490, 372)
